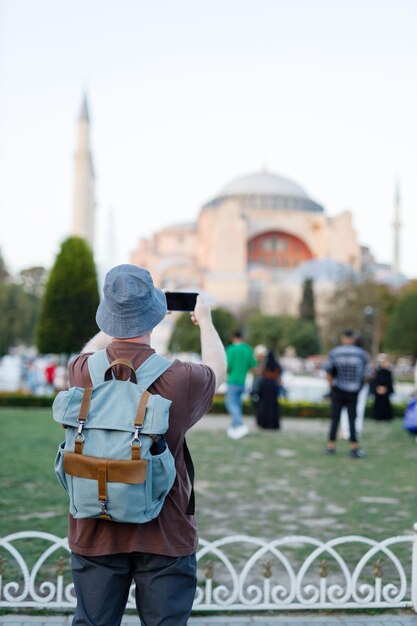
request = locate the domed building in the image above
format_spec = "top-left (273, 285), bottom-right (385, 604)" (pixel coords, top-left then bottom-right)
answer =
top-left (131, 170), bottom-right (361, 314)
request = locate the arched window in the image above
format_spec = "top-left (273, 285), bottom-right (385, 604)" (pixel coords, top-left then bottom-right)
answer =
top-left (248, 231), bottom-right (313, 268)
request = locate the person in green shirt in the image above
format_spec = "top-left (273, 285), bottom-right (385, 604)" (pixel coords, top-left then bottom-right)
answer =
top-left (225, 331), bottom-right (256, 439)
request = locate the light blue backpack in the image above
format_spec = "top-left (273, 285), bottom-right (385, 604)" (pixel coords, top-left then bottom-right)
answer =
top-left (52, 350), bottom-right (176, 523)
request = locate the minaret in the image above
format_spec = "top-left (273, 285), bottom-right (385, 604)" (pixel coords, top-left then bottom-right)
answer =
top-left (393, 181), bottom-right (401, 273)
top-left (104, 206), bottom-right (118, 269)
top-left (72, 93), bottom-right (95, 251)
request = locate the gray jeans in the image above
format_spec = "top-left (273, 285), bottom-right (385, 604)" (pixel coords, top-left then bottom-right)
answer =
top-left (71, 551), bottom-right (197, 626)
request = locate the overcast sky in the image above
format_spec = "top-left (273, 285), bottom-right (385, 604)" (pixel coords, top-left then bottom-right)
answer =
top-left (1, 0), bottom-right (416, 278)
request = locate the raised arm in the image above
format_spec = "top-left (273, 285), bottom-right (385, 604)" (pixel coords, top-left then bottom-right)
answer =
top-left (191, 295), bottom-right (227, 390)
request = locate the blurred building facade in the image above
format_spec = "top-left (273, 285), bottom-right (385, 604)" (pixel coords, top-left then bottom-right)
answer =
top-left (130, 170), bottom-right (362, 315)
top-left (68, 95), bottom-right (406, 316)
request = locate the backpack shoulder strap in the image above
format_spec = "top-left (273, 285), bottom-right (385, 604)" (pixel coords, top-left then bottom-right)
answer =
top-left (135, 353), bottom-right (172, 391)
top-left (87, 349), bottom-right (110, 385)
top-left (183, 438), bottom-right (195, 516)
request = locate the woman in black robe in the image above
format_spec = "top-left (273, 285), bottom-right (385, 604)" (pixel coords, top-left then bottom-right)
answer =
top-left (254, 351), bottom-right (281, 430)
top-left (371, 355), bottom-right (394, 421)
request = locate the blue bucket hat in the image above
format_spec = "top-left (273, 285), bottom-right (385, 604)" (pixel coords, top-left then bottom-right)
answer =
top-left (96, 264), bottom-right (167, 338)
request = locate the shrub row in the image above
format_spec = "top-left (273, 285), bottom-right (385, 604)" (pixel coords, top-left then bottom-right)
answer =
top-left (0, 392), bottom-right (55, 407)
top-left (0, 392), bottom-right (408, 418)
top-left (209, 395), bottom-right (408, 419)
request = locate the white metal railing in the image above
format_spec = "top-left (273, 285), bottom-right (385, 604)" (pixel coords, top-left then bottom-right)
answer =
top-left (0, 528), bottom-right (416, 612)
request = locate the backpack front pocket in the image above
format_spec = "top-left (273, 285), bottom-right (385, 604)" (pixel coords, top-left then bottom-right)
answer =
top-left (54, 442), bottom-right (69, 493)
top-left (64, 451), bottom-right (149, 521)
top-left (145, 447), bottom-right (176, 519)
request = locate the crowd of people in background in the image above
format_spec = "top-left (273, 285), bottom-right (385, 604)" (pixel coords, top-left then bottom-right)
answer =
top-left (222, 326), bottom-right (407, 449)
top-left (3, 324), bottom-right (414, 449)
top-left (21, 355), bottom-right (66, 395)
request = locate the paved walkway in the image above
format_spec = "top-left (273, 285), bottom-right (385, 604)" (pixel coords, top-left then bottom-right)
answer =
top-left (1, 612), bottom-right (416, 625)
top-left (194, 414), bottom-right (329, 434)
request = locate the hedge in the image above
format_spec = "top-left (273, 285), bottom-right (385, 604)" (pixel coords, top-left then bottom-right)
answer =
top-left (0, 392), bottom-right (55, 407)
top-left (0, 392), bottom-right (408, 418)
top-left (208, 395), bottom-right (408, 419)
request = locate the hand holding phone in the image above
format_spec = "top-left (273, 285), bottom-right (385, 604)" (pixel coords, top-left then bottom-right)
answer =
top-left (190, 294), bottom-right (211, 327)
top-left (165, 292), bottom-right (198, 312)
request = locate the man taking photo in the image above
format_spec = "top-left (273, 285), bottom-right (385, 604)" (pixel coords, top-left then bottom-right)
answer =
top-left (66, 264), bottom-right (226, 626)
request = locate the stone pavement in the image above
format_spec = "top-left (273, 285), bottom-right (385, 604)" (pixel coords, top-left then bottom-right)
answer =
top-left (194, 414), bottom-right (328, 434)
top-left (0, 612), bottom-right (416, 625)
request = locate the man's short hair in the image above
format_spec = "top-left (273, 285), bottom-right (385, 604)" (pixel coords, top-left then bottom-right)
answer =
top-left (342, 329), bottom-right (354, 338)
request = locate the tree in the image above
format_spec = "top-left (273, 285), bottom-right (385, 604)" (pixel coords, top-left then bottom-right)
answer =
top-left (18, 266), bottom-right (49, 298)
top-left (0, 283), bottom-right (38, 355)
top-left (398, 279), bottom-right (417, 296)
top-left (36, 237), bottom-right (100, 354)
top-left (384, 290), bottom-right (417, 357)
top-left (247, 312), bottom-right (320, 357)
top-left (0, 249), bottom-right (10, 284)
top-left (247, 313), bottom-right (292, 354)
top-left (319, 279), bottom-right (398, 354)
top-left (0, 254), bottom-right (44, 354)
top-left (290, 320), bottom-right (321, 357)
top-left (168, 312), bottom-right (199, 353)
top-left (211, 308), bottom-right (238, 346)
top-left (168, 307), bottom-right (237, 353)
top-left (299, 278), bottom-right (316, 323)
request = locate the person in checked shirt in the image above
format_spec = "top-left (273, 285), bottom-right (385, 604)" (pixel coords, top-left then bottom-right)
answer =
top-left (324, 329), bottom-right (372, 458)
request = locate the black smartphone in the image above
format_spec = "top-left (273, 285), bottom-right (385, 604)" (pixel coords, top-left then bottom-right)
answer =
top-left (165, 292), bottom-right (198, 312)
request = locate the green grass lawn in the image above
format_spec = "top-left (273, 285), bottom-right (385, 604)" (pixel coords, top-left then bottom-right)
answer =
top-left (0, 408), bottom-right (416, 596)
top-left (189, 420), bottom-right (417, 543)
top-left (0, 408), bottom-right (416, 544)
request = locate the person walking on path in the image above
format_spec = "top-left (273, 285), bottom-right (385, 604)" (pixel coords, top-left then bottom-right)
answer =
top-left (66, 264), bottom-right (226, 626)
top-left (324, 329), bottom-right (372, 458)
top-left (225, 331), bottom-right (256, 439)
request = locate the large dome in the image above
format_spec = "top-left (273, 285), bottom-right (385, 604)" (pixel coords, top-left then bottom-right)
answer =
top-left (220, 170), bottom-right (308, 198)
top-left (204, 169), bottom-right (323, 213)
